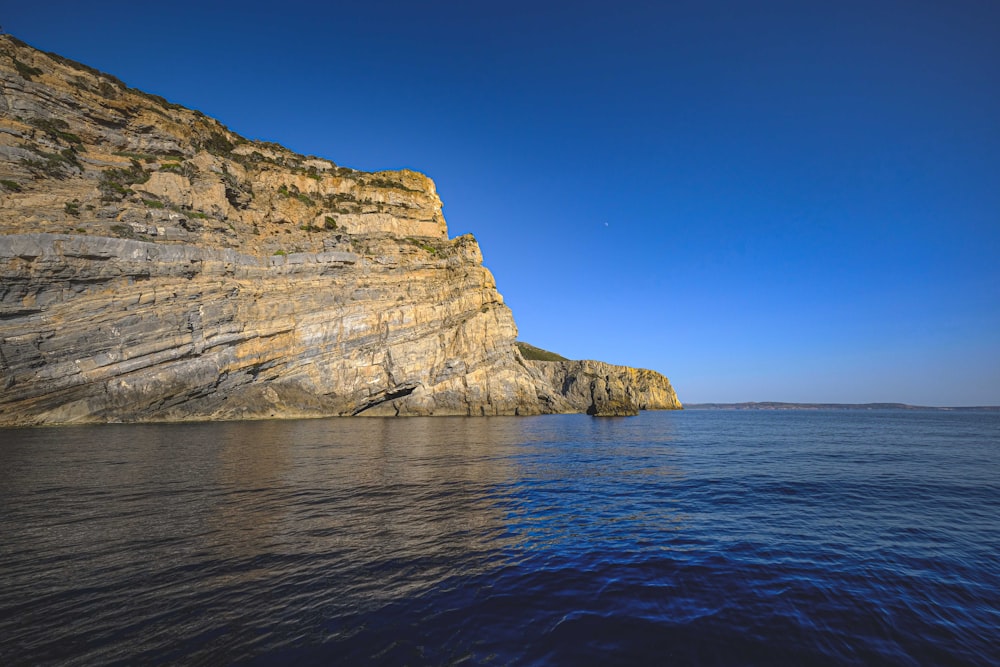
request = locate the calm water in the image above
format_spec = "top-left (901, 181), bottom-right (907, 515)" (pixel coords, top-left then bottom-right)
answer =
top-left (1, 410), bottom-right (998, 665)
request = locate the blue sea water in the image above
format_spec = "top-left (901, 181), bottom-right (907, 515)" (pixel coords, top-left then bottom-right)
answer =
top-left (1, 410), bottom-right (998, 665)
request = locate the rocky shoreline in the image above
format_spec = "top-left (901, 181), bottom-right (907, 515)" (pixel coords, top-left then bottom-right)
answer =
top-left (0, 35), bottom-right (681, 425)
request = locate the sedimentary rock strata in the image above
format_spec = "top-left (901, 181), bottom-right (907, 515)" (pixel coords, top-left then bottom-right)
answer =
top-left (525, 360), bottom-right (683, 416)
top-left (0, 35), bottom-right (680, 425)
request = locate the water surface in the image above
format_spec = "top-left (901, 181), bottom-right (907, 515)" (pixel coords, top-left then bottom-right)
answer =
top-left (1, 411), bottom-right (998, 665)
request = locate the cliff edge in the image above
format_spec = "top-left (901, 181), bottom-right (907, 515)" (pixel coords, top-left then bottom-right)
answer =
top-left (0, 35), bottom-right (681, 425)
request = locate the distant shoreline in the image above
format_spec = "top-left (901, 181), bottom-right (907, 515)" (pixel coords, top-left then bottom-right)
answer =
top-left (683, 402), bottom-right (1000, 411)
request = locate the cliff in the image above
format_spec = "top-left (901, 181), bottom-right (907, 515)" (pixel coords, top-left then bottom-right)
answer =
top-left (526, 360), bottom-right (683, 416)
top-left (0, 35), bottom-right (681, 425)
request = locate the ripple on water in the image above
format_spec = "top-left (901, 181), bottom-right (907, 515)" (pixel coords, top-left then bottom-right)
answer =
top-left (1, 411), bottom-right (998, 665)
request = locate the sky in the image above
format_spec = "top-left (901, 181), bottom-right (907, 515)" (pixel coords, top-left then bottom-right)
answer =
top-left (5, 1), bottom-right (999, 405)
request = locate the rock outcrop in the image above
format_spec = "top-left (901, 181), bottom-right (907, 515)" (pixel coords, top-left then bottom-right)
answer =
top-left (0, 35), bottom-right (681, 425)
top-left (526, 360), bottom-right (683, 416)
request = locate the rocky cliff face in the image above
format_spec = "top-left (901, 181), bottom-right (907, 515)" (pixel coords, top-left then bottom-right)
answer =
top-left (526, 360), bottom-right (683, 416)
top-left (0, 35), bottom-right (680, 425)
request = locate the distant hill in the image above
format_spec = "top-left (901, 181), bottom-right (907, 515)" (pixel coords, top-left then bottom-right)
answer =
top-left (684, 402), bottom-right (1000, 411)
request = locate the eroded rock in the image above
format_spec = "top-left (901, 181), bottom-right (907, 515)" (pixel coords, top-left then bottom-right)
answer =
top-left (0, 35), bottom-right (681, 425)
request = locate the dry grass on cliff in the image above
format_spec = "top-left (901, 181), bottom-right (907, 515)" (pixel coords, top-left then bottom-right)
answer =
top-left (516, 342), bottom-right (569, 362)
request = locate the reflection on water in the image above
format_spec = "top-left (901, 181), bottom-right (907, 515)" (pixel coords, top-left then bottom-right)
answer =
top-left (0, 415), bottom-right (685, 664)
top-left (2, 411), bottom-right (997, 666)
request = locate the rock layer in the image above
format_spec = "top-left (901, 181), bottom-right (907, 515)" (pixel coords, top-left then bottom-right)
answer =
top-left (0, 35), bottom-right (681, 425)
top-left (526, 360), bottom-right (683, 416)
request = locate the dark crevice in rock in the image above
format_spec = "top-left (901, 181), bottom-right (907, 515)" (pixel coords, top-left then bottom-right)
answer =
top-left (351, 383), bottom-right (418, 416)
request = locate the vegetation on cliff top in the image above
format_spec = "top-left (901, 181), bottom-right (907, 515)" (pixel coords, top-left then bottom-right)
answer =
top-left (0, 33), bottom-right (448, 258)
top-left (516, 342), bottom-right (569, 362)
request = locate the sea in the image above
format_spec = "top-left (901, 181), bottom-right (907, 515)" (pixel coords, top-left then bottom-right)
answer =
top-left (1, 410), bottom-right (997, 666)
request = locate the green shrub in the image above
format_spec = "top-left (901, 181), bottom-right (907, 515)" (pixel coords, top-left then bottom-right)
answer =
top-left (13, 58), bottom-right (43, 81)
top-left (101, 183), bottom-right (131, 199)
top-left (515, 342), bottom-right (569, 362)
top-left (202, 131), bottom-right (234, 156)
top-left (0, 179), bottom-right (23, 192)
top-left (113, 150), bottom-right (155, 161)
top-left (28, 118), bottom-right (83, 146)
top-left (324, 216), bottom-right (338, 230)
top-left (159, 161), bottom-right (196, 178)
top-left (22, 148), bottom-right (80, 179)
top-left (110, 224), bottom-right (135, 239)
top-left (64, 201), bottom-right (80, 216)
top-left (275, 184), bottom-right (315, 206)
top-left (60, 148), bottom-right (82, 169)
top-left (403, 237), bottom-right (438, 254)
top-left (31, 41), bottom-right (127, 90)
top-left (137, 90), bottom-right (185, 112)
top-left (97, 80), bottom-right (118, 98)
top-left (367, 177), bottom-right (420, 192)
top-left (273, 249), bottom-right (287, 256)
top-left (99, 160), bottom-right (149, 200)
top-left (142, 199), bottom-right (164, 209)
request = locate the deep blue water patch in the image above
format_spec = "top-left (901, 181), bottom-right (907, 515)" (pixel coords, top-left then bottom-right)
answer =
top-left (1, 410), bottom-right (998, 665)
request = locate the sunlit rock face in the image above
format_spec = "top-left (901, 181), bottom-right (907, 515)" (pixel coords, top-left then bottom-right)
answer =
top-left (0, 35), bottom-right (680, 425)
top-left (525, 360), bottom-right (683, 416)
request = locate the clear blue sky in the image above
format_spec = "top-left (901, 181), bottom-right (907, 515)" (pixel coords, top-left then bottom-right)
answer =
top-left (6, 1), bottom-right (999, 405)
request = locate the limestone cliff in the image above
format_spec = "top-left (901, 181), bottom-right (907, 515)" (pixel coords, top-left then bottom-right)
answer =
top-left (0, 35), bottom-right (681, 425)
top-left (526, 360), bottom-right (683, 416)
